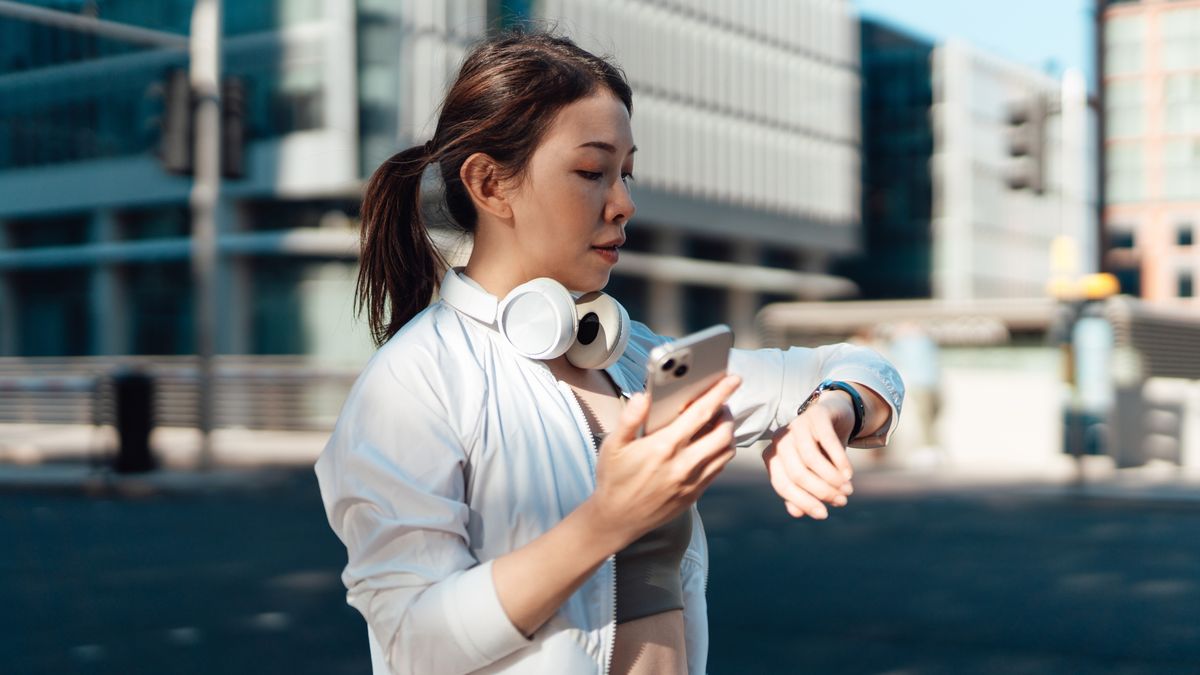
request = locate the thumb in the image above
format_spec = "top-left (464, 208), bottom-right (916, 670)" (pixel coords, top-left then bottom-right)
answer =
top-left (609, 392), bottom-right (650, 446)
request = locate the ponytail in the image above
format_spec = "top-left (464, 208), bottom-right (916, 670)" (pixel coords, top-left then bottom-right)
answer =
top-left (356, 143), bottom-right (445, 346)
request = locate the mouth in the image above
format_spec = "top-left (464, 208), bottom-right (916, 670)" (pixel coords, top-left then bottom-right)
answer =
top-left (590, 242), bottom-right (621, 263)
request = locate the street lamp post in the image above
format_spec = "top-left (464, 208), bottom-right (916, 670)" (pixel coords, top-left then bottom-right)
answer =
top-left (189, 0), bottom-right (221, 470)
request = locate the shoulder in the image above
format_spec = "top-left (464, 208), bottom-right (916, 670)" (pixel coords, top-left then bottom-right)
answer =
top-left (336, 302), bottom-right (490, 437)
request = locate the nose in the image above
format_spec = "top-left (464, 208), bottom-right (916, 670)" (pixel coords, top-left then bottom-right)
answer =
top-left (605, 177), bottom-right (636, 225)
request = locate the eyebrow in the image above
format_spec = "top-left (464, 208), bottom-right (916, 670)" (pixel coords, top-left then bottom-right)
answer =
top-left (577, 141), bottom-right (638, 155)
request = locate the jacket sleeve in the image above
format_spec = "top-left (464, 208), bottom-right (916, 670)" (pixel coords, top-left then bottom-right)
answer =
top-left (314, 362), bottom-right (531, 675)
top-left (679, 503), bottom-right (710, 675)
top-left (725, 342), bottom-right (906, 449)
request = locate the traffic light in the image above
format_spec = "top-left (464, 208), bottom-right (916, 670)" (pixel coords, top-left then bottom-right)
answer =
top-left (156, 68), bottom-right (246, 179)
top-left (221, 76), bottom-right (246, 179)
top-left (159, 67), bottom-right (192, 175)
top-left (1005, 94), bottom-right (1046, 194)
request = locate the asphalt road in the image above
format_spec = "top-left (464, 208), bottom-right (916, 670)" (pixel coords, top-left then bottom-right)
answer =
top-left (4, 469), bottom-right (1199, 674)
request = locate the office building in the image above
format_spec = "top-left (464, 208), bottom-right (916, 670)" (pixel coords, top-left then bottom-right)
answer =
top-left (1101, 0), bottom-right (1200, 304)
top-left (844, 19), bottom-right (1097, 303)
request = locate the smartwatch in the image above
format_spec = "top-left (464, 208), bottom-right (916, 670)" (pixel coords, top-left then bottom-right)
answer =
top-left (796, 379), bottom-right (865, 443)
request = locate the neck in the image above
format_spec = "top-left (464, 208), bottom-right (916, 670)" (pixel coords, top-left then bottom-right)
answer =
top-left (462, 224), bottom-right (533, 298)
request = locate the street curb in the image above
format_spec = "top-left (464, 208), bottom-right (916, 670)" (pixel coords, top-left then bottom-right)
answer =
top-left (0, 462), bottom-right (308, 497)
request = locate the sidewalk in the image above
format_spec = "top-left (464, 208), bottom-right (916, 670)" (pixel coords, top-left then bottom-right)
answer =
top-left (0, 423), bottom-right (327, 495)
top-left (4, 422), bottom-right (1200, 503)
top-left (721, 439), bottom-right (1200, 504)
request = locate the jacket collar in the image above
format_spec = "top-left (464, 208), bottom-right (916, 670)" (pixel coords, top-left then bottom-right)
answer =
top-left (439, 266), bottom-right (499, 325)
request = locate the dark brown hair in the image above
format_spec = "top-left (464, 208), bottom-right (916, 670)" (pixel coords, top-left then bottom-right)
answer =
top-left (355, 30), bottom-right (633, 346)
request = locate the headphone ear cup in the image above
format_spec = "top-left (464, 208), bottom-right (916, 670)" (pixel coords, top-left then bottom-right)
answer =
top-left (497, 278), bottom-right (578, 360)
top-left (566, 292), bottom-right (631, 370)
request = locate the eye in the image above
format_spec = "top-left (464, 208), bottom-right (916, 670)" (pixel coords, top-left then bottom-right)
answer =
top-left (621, 172), bottom-right (635, 184)
top-left (576, 170), bottom-right (603, 181)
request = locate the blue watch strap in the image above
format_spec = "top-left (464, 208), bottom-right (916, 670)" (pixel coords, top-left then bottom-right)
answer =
top-left (796, 379), bottom-right (865, 443)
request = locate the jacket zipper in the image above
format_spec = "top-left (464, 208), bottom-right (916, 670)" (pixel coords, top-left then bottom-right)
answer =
top-left (555, 380), bottom-right (617, 675)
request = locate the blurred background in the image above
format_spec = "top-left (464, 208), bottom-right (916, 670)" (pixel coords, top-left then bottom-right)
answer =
top-left (3, 0), bottom-right (1200, 673)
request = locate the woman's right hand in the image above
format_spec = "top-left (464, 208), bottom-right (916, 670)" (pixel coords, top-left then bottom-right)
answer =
top-left (585, 374), bottom-right (742, 548)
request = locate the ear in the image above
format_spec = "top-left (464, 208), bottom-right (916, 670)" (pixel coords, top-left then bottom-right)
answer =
top-left (460, 152), bottom-right (514, 221)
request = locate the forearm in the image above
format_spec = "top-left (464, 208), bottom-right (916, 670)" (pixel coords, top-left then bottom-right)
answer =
top-left (492, 498), bottom-right (626, 638)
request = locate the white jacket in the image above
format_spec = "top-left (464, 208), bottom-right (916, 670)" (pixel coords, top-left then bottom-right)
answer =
top-left (314, 279), bottom-right (905, 675)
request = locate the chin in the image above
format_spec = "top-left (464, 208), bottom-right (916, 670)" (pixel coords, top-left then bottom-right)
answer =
top-left (552, 261), bottom-right (611, 294)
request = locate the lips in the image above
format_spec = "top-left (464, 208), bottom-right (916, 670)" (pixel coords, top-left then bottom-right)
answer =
top-left (591, 243), bottom-right (620, 264)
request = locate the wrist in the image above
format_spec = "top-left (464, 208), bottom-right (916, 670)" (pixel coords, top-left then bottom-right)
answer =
top-left (814, 390), bottom-right (856, 441)
top-left (576, 496), bottom-right (636, 553)
top-left (797, 379), bottom-right (865, 443)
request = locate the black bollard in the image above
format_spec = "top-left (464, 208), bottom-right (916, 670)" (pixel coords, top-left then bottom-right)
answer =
top-left (112, 369), bottom-right (157, 473)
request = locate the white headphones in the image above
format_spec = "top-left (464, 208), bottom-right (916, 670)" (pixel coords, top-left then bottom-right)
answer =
top-left (439, 267), bottom-right (631, 370)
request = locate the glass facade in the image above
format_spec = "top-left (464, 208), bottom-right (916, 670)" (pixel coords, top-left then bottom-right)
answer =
top-left (356, 1), bottom-right (404, 176)
top-left (250, 257), bottom-right (308, 355)
top-left (1106, 142), bottom-right (1143, 203)
top-left (1104, 15), bottom-right (1145, 76)
top-left (6, 213), bottom-right (89, 248)
top-left (0, 0), bottom-right (325, 171)
top-left (839, 19), bottom-right (935, 299)
top-left (12, 267), bottom-right (91, 356)
top-left (1106, 79), bottom-right (1144, 138)
top-left (126, 261), bottom-right (194, 355)
top-left (684, 285), bottom-right (727, 335)
top-left (602, 274), bottom-right (649, 327)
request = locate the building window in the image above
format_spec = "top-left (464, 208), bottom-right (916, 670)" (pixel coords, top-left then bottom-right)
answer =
top-left (1178, 223), bottom-right (1194, 247)
top-left (121, 207), bottom-right (190, 240)
top-left (685, 235), bottom-right (731, 263)
top-left (6, 214), bottom-right (89, 249)
top-left (126, 262), bottom-right (193, 355)
top-left (603, 274), bottom-right (649, 325)
top-left (251, 257), bottom-right (307, 355)
top-left (12, 269), bottom-right (92, 356)
top-left (1179, 272), bottom-right (1194, 299)
top-left (1109, 229), bottom-right (1135, 249)
top-left (1113, 264), bottom-right (1141, 298)
top-left (684, 285), bottom-right (726, 334)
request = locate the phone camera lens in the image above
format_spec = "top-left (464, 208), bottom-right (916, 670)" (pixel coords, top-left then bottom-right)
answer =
top-left (662, 358), bottom-right (675, 371)
top-left (674, 364), bottom-right (689, 377)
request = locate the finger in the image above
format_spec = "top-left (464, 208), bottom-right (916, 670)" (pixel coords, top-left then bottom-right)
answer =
top-left (766, 461), bottom-right (829, 519)
top-left (608, 391), bottom-right (651, 446)
top-left (691, 446), bottom-right (737, 496)
top-left (777, 433), bottom-right (845, 503)
top-left (785, 502), bottom-right (805, 518)
top-left (794, 427), bottom-right (851, 493)
top-left (816, 421), bottom-right (855, 481)
top-left (679, 415), bottom-right (736, 475)
top-left (665, 375), bottom-right (741, 444)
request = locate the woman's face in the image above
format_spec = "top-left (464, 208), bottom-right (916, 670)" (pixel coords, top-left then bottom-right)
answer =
top-left (505, 90), bottom-right (636, 293)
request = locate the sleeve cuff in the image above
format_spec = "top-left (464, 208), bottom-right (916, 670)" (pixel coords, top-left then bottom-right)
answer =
top-left (436, 559), bottom-right (533, 664)
top-left (824, 365), bottom-right (905, 449)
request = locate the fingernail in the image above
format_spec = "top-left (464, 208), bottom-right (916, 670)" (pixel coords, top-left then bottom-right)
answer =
top-left (833, 495), bottom-right (848, 507)
top-left (813, 506), bottom-right (828, 519)
top-left (842, 469), bottom-right (854, 481)
top-left (841, 483), bottom-right (854, 496)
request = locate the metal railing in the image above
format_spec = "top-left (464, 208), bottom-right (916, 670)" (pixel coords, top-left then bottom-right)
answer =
top-left (0, 356), bottom-right (359, 431)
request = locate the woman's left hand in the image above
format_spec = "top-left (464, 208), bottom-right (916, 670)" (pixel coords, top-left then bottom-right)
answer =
top-left (762, 391), bottom-right (857, 520)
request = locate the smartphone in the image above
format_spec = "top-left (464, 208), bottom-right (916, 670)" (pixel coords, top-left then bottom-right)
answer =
top-left (640, 324), bottom-right (734, 436)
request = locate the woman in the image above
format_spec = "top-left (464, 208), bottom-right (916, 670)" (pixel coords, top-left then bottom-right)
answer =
top-left (315, 31), bottom-right (904, 675)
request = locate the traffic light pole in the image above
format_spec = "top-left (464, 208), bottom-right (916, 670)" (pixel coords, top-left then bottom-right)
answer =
top-left (0, 0), bottom-right (220, 469)
top-left (190, 0), bottom-right (221, 470)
